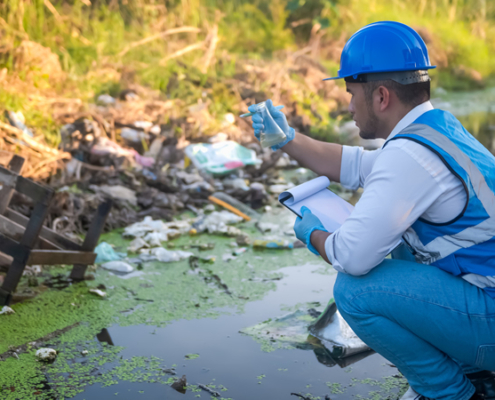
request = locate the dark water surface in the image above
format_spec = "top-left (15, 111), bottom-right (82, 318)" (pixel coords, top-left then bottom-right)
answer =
top-left (73, 264), bottom-right (401, 400)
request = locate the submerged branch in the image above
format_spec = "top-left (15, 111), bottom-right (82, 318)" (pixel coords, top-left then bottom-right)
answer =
top-left (198, 383), bottom-right (220, 397)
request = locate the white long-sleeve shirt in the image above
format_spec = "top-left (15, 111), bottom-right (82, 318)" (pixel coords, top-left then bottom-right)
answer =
top-left (324, 101), bottom-right (470, 275)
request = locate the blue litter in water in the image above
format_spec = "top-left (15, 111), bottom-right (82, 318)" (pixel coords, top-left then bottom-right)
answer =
top-left (94, 242), bottom-right (125, 264)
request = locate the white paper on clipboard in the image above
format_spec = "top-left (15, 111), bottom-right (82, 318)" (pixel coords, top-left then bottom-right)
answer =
top-left (278, 176), bottom-right (354, 233)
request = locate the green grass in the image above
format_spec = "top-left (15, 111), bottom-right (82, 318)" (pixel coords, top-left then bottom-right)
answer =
top-left (1, 0), bottom-right (495, 144)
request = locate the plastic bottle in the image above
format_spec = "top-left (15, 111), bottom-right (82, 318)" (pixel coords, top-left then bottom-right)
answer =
top-left (250, 102), bottom-right (287, 148)
top-left (253, 239), bottom-right (294, 250)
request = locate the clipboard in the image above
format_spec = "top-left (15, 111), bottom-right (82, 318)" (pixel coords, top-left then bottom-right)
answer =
top-left (278, 176), bottom-right (354, 233)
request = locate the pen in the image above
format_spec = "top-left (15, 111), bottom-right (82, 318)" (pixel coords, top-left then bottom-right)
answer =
top-left (240, 105), bottom-right (284, 118)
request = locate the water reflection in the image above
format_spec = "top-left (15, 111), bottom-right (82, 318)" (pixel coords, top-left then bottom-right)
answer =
top-left (458, 112), bottom-right (495, 154)
top-left (431, 87), bottom-right (495, 154)
top-left (313, 347), bottom-right (375, 368)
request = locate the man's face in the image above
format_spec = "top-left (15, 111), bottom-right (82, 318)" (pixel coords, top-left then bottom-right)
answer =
top-left (346, 82), bottom-right (379, 140)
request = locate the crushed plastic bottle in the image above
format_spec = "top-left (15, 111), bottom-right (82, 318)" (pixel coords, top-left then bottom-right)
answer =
top-left (253, 239), bottom-right (294, 249)
top-left (249, 102), bottom-right (287, 148)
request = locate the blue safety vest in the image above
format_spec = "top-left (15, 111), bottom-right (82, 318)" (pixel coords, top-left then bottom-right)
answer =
top-left (384, 109), bottom-right (495, 298)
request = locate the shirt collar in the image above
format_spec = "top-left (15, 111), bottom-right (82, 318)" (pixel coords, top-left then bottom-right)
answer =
top-left (386, 100), bottom-right (434, 141)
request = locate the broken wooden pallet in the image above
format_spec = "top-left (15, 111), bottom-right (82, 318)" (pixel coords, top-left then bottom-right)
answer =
top-left (0, 155), bottom-right (112, 306)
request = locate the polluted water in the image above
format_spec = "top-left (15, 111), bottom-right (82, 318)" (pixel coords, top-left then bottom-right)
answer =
top-left (0, 202), bottom-right (410, 400)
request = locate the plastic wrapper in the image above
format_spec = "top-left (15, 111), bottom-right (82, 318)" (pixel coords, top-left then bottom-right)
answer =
top-left (184, 141), bottom-right (261, 175)
top-left (94, 242), bottom-right (125, 264)
top-left (308, 299), bottom-right (371, 358)
top-left (241, 301), bottom-right (372, 368)
top-left (128, 237), bottom-right (149, 253)
top-left (193, 211), bottom-right (244, 235)
top-left (101, 261), bottom-right (134, 273)
top-left (123, 217), bottom-right (192, 239)
top-left (139, 247), bottom-right (193, 263)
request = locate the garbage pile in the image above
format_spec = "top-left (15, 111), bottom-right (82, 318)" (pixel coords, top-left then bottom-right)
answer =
top-left (0, 43), bottom-right (369, 242)
top-left (2, 96), bottom-right (314, 237)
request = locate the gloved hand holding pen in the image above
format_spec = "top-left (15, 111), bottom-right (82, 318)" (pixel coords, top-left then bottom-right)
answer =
top-left (293, 206), bottom-right (328, 255)
top-left (247, 99), bottom-right (295, 150)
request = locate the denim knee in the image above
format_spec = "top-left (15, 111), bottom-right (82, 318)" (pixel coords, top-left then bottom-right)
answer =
top-left (333, 272), bottom-right (360, 314)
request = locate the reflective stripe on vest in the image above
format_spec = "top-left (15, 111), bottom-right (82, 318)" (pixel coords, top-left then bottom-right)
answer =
top-left (388, 122), bottom-right (495, 265)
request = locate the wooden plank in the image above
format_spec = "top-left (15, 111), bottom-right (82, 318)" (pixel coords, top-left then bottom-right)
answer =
top-left (70, 200), bottom-right (112, 280)
top-left (1, 201), bottom-right (50, 305)
top-left (0, 155), bottom-right (24, 214)
top-left (0, 234), bottom-right (28, 260)
top-left (8, 155), bottom-right (25, 173)
top-left (0, 214), bottom-right (60, 250)
top-left (0, 165), bottom-right (18, 182)
top-left (19, 198), bottom-right (53, 247)
top-left (0, 252), bottom-right (12, 267)
top-left (27, 250), bottom-right (96, 265)
top-left (15, 176), bottom-right (52, 205)
top-left (5, 209), bottom-right (81, 251)
top-left (0, 168), bottom-right (18, 211)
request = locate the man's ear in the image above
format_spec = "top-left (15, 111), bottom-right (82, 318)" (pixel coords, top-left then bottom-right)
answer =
top-left (376, 85), bottom-right (391, 111)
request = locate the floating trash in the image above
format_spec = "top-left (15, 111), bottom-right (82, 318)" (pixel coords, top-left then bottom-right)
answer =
top-left (139, 247), bottom-right (193, 263)
top-left (94, 242), bottom-right (124, 264)
top-left (233, 247), bottom-right (247, 256)
top-left (128, 237), bottom-right (149, 253)
top-left (89, 288), bottom-right (107, 298)
top-left (36, 348), bottom-right (57, 362)
top-left (0, 306), bottom-right (15, 315)
top-left (123, 217), bottom-right (192, 244)
top-left (253, 239), bottom-right (294, 249)
top-left (101, 261), bottom-right (134, 273)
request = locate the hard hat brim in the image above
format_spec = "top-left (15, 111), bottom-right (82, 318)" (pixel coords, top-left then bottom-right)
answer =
top-left (323, 65), bottom-right (436, 81)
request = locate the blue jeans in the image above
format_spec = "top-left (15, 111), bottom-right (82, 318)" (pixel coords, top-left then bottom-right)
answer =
top-left (333, 245), bottom-right (495, 400)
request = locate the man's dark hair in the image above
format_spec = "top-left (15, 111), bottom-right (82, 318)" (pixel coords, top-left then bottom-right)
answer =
top-left (363, 80), bottom-right (430, 108)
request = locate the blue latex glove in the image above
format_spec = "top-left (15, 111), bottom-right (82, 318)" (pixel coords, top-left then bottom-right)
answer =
top-left (249, 99), bottom-right (295, 150)
top-left (293, 206), bottom-right (327, 255)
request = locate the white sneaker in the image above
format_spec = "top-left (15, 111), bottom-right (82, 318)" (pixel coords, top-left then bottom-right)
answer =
top-left (400, 386), bottom-right (431, 400)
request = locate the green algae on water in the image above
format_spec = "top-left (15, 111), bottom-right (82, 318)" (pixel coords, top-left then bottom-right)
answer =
top-left (0, 223), bottom-right (318, 398)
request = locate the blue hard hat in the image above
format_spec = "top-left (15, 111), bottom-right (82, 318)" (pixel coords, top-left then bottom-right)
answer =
top-left (324, 21), bottom-right (436, 81)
